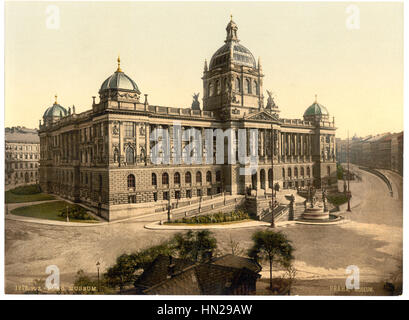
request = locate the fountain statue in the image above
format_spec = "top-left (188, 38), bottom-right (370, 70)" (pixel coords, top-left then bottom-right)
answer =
top-left (301, 186), bottom-right (329, 220)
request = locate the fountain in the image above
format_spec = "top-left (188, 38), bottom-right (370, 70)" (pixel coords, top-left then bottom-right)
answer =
top-left (301, 187), bottom-right (330, 220)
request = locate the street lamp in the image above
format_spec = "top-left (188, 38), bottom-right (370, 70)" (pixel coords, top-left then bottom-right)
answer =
top-left (270, 124), bottom-right (275, 228)
top-left (347, 130), bottom-right (352, 212)
top-left (96, 261), bottom-right (100, 293)
top-left (167, 192), bottom-right (172, 222)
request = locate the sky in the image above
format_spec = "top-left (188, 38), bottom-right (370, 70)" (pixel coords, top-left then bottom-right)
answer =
top-left (4, 1), bottom-right (403, 139)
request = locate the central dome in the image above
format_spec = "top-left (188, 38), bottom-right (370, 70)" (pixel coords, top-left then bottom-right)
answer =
top-left (99, 57), bottom-right (140, 93)
top-left (209, 18), bottom-right (257, 70)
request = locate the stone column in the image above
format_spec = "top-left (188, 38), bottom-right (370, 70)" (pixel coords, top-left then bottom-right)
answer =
top-left (145, 123), bottom-right (150, 162)
top-left (135, 122), bottom-right (140, 161)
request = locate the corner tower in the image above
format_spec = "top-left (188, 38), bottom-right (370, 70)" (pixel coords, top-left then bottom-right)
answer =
top-left (202, 17), bottom-right (264, 119)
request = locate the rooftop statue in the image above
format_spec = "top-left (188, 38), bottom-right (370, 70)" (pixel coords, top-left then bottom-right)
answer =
top-left (191, 93), bottom-right (200, 110)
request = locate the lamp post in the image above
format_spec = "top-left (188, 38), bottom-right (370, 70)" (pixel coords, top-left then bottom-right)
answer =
top-left (347, 131), bottom-right (352, 212)
top-left (167, 192), bottom-right (171, 222)
top-left (66, 205), bottom-right (69, 222)
top-left (96, 261), bottom-right (100, 293)
top-left (270, 124), bottom-right (275, 228)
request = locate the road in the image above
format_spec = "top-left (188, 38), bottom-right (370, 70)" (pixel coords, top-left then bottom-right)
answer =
top-left (5, 167), bottom-right (402, 294)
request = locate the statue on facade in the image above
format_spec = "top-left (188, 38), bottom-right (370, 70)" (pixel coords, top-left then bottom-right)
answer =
top-left (322, 188), bottom-right (328, 212)
top-left (191, 93), bottom-right (200, 110)
top-left (266, 90), bottom-right (276, 109)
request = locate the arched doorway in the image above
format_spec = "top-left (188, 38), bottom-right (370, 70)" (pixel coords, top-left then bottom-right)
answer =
top-left (260, 169), bottom-right (266, 190)
top-left (251, 172), bottom-right (257, 190)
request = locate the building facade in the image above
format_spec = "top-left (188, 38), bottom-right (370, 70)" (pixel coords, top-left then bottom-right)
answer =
top-left (337, 132), bottom-right (403, 176)
top-left (39, 18), bottom-right (337, 221)
top-left (5, 127), bottom-right (40, 188)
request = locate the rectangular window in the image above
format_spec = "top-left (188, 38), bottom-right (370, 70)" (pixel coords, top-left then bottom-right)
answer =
top-left (197, 189), bottom-right (202, 197)
top-left (186, 190), bottom-right (192, 198)
top-left (163, 191), bottom-right (169, 201)
top-left (175, 190), bottom-right (181, 199)
top-left (207, 188), bottom-right (212, 196)
top-left (153, 192), bottom-right (158, 202)
top-left (124, 122), bottom-right (134, 137)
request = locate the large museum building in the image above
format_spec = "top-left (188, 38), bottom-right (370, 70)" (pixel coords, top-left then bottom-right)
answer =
top-left (39, 18), bottom-right (337, 221)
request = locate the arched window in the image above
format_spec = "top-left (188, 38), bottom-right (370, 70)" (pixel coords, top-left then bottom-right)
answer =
top-left (185, 172), bottom-right (192, 184)
top-left (294, 168), bottom-right (298, 177)
top-left (235, 77), bottom-right (241, 92)
top-left (246, 79), bottom-right (251, 94)
top-left (301, 167), bottom-right (304, 176)
top-left (152, 173), bottom-right (157, 186)
top-left (282, 168), bottom-right (285, 178)
top-left (206, 171), bottom-right (212, 183)
top-left (253, 80), bottom-right (259, 95)
top-left (268, 169), bottom-right (273, 188)
top-left (99, 174), bottom-right (103, 191)
top-left (126, 147), bottom-right (134, 164)
top-left (162, 172), bottom-right (169, 185)
top-left (223, 78), bottom-right (228, 92)
top-left (215, 80), bottom-right (220, 95)
top-left (208, 82), bottom-right (214, 97)
top-left (307, 167), bottom-right (311, 177)
top-left (113, 148), bottom-right (119, 163)
top-left (174, 172), bottom-right (181, 184)
top-left (196, 171), bottom-right (202, 183)
top-left (216, 170), bottom-right (221, 182)
top-left (127, 174), bottom-right (135, 188)
top-left (288, 168), bottom-right (292, 177)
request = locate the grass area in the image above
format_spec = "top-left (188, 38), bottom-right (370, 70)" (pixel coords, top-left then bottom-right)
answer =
top-left (11, 201), bottom-right (98, 223)
top-left (5, 184), bottom-right (55, 203)
top-left (327, 193), bottom-right (348, 206)
top-left (5, 191), bottom-right (55, 204)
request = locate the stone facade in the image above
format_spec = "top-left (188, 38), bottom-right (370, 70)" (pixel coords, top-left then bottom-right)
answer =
top-left (39, 18), bottom-right (337, 221)
top-left (5, 127), bottom-right (40, 187)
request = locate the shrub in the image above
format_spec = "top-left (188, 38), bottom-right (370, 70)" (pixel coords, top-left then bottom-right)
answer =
top-left (166, 209), bottom-right (250, 225)
top-left (10, 184), bottom-right (41, 195)
top-left (59, 204), bottom-right (92, 220)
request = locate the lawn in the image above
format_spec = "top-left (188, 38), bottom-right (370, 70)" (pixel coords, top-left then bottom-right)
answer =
top-left (11, 201), bottom-right (98, 223)
top-left (5, 191), bottom-right (55, 204)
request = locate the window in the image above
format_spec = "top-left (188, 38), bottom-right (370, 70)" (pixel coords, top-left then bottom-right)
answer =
top-left (127, 174), bottom-right (135, 188)
top-left (235, 77), bottom-right (241, 92)
top-left (288, 168), bottom-right (292, 177)
top-left (327, 166), bottom-right (331, 176)
top-left (185, 172), bottom-right (192, 184)
top-left (301, 167), bottom-right (304, 176)
top-left (208, 82), bottom-right (214, 97)
top-left (197, 189), bottom-right (202, 197)
top-left (216, 170), bottom-right (221, 182)
top-left (175, 190), bottom-right (181, 199)
top-left (196, 171), bottom-right (202, 183)
top-left (294, 168), bottom-right (298, 177)
top-left (124, 122), bottom-right (134, 137)
top-left (253, 80), bottom-right (259, 95)
top-left (99, 175), bottom-right (103, 191)
top-left (307, 167), bottom-right (311, 177)
top-left (126, 147), bottom-right (134, 164)
top-left (163, 191), bottom-right (169, 201)
top-left (174, 172), bottom-right (181, 184)
top-left (186, 190), bottom-right (192, 198)
top-left (162, 172), bottom-right (169, 185)
top-left (216, 80), bottom-right (220, 95)
top-left (246, 79), bottom-right (251, 94)
top-left (282, 168), bottom-right (285, 178)
top-left (153, 192), bottom-right (158, 202)
top-left (207, 188), bottom-right (212, 195)
top-left (152, 173), bottom-right (157, 186)
top-left (206, 171), bottom-right (212, 183)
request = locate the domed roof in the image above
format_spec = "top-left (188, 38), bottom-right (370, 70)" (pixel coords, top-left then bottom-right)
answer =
top-left (100, 57), bottom-right (140, 93)
top-left (304, 96), bottom-right (329, 118)
top-left (209, 17), bottom-right (257, 70)
top-left (43, 96), bottom-right (68, 119)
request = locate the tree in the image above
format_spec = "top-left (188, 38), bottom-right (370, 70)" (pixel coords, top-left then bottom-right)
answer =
top-left (173, 230), bottom-right (217, 262)
top-left (228, 234), bottom-right (245, 256)
top-left (248, 230), bottom-right (294, 292)
top-left (104, 242), bottom-right (174, 291)
top-left (73, 269), bottom-right (99, 294)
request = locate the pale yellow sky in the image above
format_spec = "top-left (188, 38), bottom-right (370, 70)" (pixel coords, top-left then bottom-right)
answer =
top-left (5, 1), bottom-right (403, 139)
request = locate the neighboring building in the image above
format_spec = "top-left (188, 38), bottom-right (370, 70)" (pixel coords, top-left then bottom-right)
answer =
top-left (338, 132), bottom-right (403, 176)
top-left (39, 18), bottom-right (337, 221)
top-left (5, 127), bottom-right (40, 187)
top-left (133, 254), bottom-right (261, 295)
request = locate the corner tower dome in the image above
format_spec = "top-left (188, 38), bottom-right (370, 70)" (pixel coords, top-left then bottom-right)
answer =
top-left (42, 95), bottom-right (68, 125)
top-left (209, 16), bottom-right (257, 70)
top-left (303, 95), bottom-right (330, 121)
top-left (99, 56), bottom-right (140, 93)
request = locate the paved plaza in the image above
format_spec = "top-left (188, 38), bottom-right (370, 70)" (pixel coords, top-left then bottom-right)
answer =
top-left (5, 167), bottom-right (402, 295)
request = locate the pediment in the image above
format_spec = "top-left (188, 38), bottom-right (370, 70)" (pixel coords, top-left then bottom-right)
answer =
top-left (244, 110), bottom-right (280, 122)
